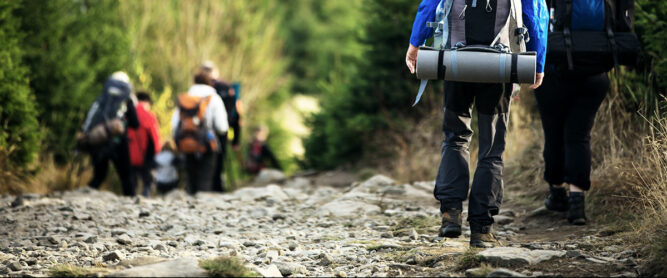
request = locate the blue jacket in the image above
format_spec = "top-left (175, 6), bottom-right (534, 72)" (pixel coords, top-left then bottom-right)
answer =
top-left (409, 0), bottom-right (549, 73)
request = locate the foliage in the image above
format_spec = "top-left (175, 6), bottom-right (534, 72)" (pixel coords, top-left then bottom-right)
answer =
top-left (456, 248), bottom-right (482, 270)
top-left (280, 0), bottom-right (365, 95)
top-left (119, 0), bottom-right (296, 178)
top-left (0, 0), bottom-right (41, 168)
top-left (17, 0), bottom-right (131, 163)
top-left (199, 256), bottom-right (258, 277)
top-left (304, 0), bottom-right (440, 169)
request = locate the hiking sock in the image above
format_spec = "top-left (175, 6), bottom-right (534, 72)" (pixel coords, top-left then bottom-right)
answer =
top-left (568, 192), bottom-right (587, 225)
top-left (545, 184), bottom-right (569, 212)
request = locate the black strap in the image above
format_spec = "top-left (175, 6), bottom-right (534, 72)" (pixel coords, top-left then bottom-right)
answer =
top-left (437, 50), bottom-right (445, 80)
top-left (605, 0), bottom-right (620, 70)
top-left (563, 0), bottom-right (574, 70)
top-left (510, 53), bottom-right (518, 83)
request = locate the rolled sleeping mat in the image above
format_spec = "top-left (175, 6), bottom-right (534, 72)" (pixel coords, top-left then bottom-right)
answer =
top-left (416, 46), bottom-right (536, 84)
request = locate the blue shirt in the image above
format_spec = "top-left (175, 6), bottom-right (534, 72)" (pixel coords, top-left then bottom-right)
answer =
top-left (409, 0), bottom-right (549, 73)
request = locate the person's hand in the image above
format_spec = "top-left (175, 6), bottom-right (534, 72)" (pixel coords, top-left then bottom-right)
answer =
top-left (405, 44), bottom-right (419, 74)
top-left (530, 72), bottom-right (544, 90)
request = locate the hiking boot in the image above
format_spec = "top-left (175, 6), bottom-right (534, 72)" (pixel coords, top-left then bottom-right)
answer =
top-left (438, 208), bottom-right (462, 238)
top-left (470, 225), bottom-right (497, 248)
top-left (545, 185), bottom-right (569, 212)
top-left (568, 192), bottom-right (587, 225)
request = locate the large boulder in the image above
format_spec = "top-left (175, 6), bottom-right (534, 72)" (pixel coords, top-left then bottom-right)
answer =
top-left (254, 169), bottom-right (286, 185)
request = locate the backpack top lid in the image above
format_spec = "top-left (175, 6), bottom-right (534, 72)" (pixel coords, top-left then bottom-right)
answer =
top-left (571, 0), bottom-right (605, 31)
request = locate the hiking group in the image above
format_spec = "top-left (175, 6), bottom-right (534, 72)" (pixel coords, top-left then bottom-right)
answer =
top-left (74, 0), bottom-right (639, 250)
top-left (405, 0), bottom-right (639, 247)
top-left (77, 62), bottom-right (281, 197)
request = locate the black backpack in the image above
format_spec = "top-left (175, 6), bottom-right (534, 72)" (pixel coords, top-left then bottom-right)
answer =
top-left (80, 78), bottom-right (132, 144)
top-left (547, 0), bottom-right (641, 75)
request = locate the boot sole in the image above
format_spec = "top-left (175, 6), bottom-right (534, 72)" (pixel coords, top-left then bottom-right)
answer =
top-left (439, 225), bottom-right (462, 238)
top-left (569, 218), bottom-right (586, 225)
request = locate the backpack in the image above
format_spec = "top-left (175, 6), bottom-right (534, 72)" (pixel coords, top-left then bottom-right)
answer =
top-left (174, 94), bottom-right (218, 155)
top-left (78, 78), bottom-right (132, 149)
top-left (546, 0), bottom-right (640, 75)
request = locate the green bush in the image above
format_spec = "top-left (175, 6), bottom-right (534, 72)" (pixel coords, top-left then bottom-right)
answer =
top-left (17, 0), bottom-right (131, 163)
top-left (304, 0), bottom-right (439, 169)
top-left (0, 0), bottom-right (41, 167)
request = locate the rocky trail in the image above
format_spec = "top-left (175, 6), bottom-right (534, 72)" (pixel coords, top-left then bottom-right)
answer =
top-left (0, 172), bottom-right (641, 277)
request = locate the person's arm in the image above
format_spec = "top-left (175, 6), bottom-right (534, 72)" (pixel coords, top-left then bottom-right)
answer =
top-left (170, 108), bottom-right (180, 139)
top-left (406, 0), bottom-right (439, 74)
top-left (522, 0), bottom-right (549, 89)
top-left (149, 113), bottom-right (161, 154)
top-left (125, 99), bottom-right (140, 129)
top-left (212, 95), bottom-right (229, 135)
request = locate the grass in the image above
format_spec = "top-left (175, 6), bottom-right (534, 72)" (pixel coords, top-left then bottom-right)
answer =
top-left (390, 214), bottom-right (440, 237)
top-left (456, 248), bottom-right (482, 271)
top-left (199, 256), bottom-right (258, 277)
top-left (48, 264), bottom-right (107, 277)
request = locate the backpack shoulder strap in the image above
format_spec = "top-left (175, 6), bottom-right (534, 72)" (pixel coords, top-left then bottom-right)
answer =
top-left (197, 95), bottom-right (213, 120)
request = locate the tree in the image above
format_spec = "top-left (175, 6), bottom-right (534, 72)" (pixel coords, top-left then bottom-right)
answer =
top-left (17, 0), bottom-right (131, 162)
top-left (0, 0), bottom-right (41, 167)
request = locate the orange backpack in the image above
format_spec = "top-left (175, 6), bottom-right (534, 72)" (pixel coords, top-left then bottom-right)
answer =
top-left (175, 94), bottom-right (218, 154)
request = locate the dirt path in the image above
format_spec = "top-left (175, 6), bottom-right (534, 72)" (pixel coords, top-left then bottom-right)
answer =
top-left (0, 173), bottom-right (641, 277)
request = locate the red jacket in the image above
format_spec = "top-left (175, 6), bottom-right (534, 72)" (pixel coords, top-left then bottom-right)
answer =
top-left (128, 104), bottom-right (161, 167)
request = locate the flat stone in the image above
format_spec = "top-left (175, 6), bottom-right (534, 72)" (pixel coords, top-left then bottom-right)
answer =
top-left (7, 261), bottom-right (22, 271)
top-left (478, 247), bottom-right (565, 266)
top-left (102, 251), bottom-right (124, 262)
top-left (493, 215), bottom-right (514, 225)
top-left (117, 234), bottom-right (133, 245)
top-left (254, 264), bottom-right (283, 277)
top-left (488, 268), bottom-right (526, 277)
top-left (274, 261), bottom-right (308, 276)
top-left (319, 253), bottom-right (334, 266)
top-left (110, 257), bottom-right (207, 277)
top-left (254, 169), bottom-right (286, 185)
top-left (317, 200), bottom-right (381, 218)
top-left (119, 256), bottom-right (166, 268)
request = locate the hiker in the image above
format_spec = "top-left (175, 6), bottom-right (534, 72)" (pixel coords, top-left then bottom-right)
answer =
top-left (79, 72), bottom-right (140, 196)
top-left (155, 141), bottom-right (180, 195)
top-left (200, 61), bottom-right (243, 192)
top-left (171, 71), bottom-right (228, 194)
top-left (405, 0), bottom-right (548, 247)
top-left (536, 0), bottom-right (639, 225)
top-left (127, 91), bottom-right (161, 197)
top-left (244, 125), bottom-right (281, 174)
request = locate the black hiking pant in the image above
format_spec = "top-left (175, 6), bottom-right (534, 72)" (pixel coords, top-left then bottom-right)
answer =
top-left (185, 152), bottom-right (216, 195)
top-left (131, 166), bottom-right (154, 197)
top-left (212, 132), bottom-right (228, 192)
top-left (534, 69), bottom-right (608, 190)
top-left (434, 81), bottom-right (512, 228)
top-left (88, 139), bottom-right (135, 196)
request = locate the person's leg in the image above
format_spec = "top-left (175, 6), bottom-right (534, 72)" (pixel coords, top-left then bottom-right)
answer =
top-left (88, 152), bottom-right (109, 189)
top-left (534, 69), bottom-right (571, 211)
top-left (468, 83), bottom-right (512, 240)
top-left (113, 141), bottom-right (135, 196)
top-left (195, 152), bottom-right (217, 192)
top-left (212, 133), bottom-right (227, 192)
top-left (141, 166), bottom-right (153, 197)
top-left (563, 73), bottom-right (609, 224)
top-left (185, 154), bottom-right (198, 195)
top-left (435, 81), bottom-right (475, 238)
